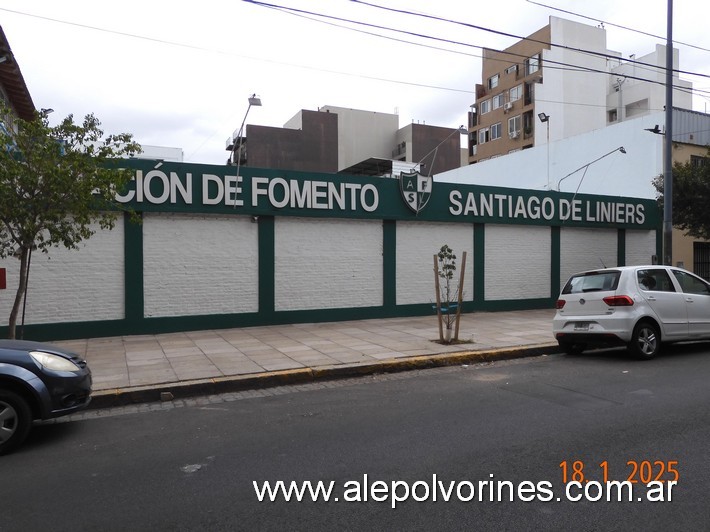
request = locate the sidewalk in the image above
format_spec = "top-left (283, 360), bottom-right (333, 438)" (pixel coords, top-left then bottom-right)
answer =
top-left (53, 309), bottom-right (558, 408)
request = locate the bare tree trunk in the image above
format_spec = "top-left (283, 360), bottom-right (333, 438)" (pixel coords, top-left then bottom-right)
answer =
top-left (8, 246), bottom-right (29, 340)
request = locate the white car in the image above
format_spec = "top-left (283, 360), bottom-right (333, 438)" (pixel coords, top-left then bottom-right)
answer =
top-left (553, 265), bottom-right (710, 359)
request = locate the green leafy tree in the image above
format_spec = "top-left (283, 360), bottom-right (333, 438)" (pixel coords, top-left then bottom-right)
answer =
top-left (0, 105), bottom-right (141, 338)
top-left (653, 149), bottom-right (710, 240)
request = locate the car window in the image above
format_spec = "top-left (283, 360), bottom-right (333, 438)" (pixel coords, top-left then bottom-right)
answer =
top-left (637, 269), bottom-right (675, 292)
top-left (562, 271), bottom-right (620, 294)
top-left (672, 270), bottom-right (710, 295)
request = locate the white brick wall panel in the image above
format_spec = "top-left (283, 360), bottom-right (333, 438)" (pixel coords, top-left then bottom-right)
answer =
top-left (485, 225), bottom-right (550, 300)
top-left (559, 227), bottom-right (618, 291)
top-left (274, 218), bottom-right (382, 311)
top-left (625, 230), bottom-right (657, 265)
top-left (0, 221), bottom-right (124, 324)
top-left (143, 213), bottom-right (258, 317)
top-left (396, 222), bottom-right (474, 305)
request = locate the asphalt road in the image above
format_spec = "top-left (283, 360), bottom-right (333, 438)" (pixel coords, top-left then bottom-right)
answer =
top-left (3, 345), bottom-right (710, 531)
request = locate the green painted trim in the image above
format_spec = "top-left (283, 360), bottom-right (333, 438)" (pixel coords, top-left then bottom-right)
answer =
top-left (383, 220), bottom-right (396, 310)
top-left (258, 216), bottom-right (275, 316)
top-left (6, 320), bottom-right (132, 342)
top-left (617, 228), bottom-right (626, 266)
top-left (551, 226), bottom-right (561, 298)
top-left (10, 295), bottom-right (556, 342)
top-left (473, 224), bottom-right (485, 302)
top-left (124, 212), bottom-right (144, 323)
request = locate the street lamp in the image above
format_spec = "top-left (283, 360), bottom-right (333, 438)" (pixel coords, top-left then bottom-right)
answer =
top-left (416, 126), bottom-right (468, 177)
top-left (538, 112), bottom-right (550, 189)
top-left (556, 146), bottom-right (627, 192)
top-left (229, 94), bottom-right (262, 207)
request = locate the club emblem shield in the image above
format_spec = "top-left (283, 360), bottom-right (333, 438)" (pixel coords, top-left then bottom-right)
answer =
top-left (399, 171), bottom-right (433, 214)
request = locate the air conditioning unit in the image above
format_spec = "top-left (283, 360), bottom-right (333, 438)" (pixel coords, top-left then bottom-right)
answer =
top-left (509, 131), bottom-right (520, 139)
top-left (503, 102), bottom-right (513, 112)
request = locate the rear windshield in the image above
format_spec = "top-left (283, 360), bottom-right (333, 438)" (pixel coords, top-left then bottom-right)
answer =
top-left (562, 271), bottom-right (621, 294)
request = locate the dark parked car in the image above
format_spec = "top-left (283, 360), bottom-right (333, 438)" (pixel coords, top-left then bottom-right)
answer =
top-left (0, 339), bottom-right (92, 454)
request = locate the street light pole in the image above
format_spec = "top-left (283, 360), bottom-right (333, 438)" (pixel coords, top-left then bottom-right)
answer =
top-left (663, 0), bottom-right (674, 265)
top-left (556, 146), bottom-right (626, 192)
top-left (415, 126), bottom-right (468, 177)
top-left (538, 113), bottom-right (550, 188)
top-left (230, 94), bottom-right (262, 207)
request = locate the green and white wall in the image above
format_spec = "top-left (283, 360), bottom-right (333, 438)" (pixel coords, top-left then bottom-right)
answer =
top-left (0, 159), bottom-right (661, 341)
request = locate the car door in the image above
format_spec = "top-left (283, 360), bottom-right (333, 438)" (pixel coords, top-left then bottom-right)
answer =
top-left (635, 268), bottom-right (689, 339)
top-left (671, 269), bottom-right (710, 337)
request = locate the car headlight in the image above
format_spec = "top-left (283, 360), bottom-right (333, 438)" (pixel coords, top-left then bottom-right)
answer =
top-left (29, 351), bottom-right (81, 372)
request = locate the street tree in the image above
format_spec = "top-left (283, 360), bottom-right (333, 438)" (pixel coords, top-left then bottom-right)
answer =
top-left (0, 105), bottom-right (141, 338)
top-left (653, 149), bottom-right (710, 240)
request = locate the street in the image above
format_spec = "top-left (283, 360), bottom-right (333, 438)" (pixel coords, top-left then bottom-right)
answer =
top-left (2, 345), bottom-right (710, 531)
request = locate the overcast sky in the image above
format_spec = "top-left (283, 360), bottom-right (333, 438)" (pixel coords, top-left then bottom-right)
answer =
top-left (2, 0), bottom-right (708, 165)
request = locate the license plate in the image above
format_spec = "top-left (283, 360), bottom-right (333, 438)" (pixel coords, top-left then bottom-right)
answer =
top-left (574, 322), bottom-right (590, 331)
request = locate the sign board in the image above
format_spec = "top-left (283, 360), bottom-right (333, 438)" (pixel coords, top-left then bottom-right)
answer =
top-left (113, 159), bottom-right (660, 230)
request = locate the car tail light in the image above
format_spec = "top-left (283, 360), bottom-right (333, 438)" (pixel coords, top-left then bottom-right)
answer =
top-left (603, 295), bottom-right (634, 306)
top-left (556, 299), bottom-right (566, 309)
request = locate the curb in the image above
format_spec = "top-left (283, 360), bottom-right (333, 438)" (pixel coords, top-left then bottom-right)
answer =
top-left (88, 342), bottom-right (560, 409)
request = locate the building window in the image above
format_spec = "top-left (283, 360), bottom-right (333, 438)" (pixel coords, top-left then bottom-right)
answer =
top-left (492, 94), bottom-right (505, 110)
top-left (508, 115), bottom-right (521, 137)
top-left (608, 109), bottom-right (618, 123)
top-left (491, 123), bottom-right (502, 140)
top-left (691, 155), bottom-right (709, 168)
top-left (480, 99), bottom-right (491, 114)
top-left (525, 54), bottom-right (540, 76)
top-left (505, 65), bottom-right (518, 75)
top-left (509, 84), bottom-right (523, 102)
top-left (488, 74), bottom-right (500, 89)
top-left (479, 127), bottom-right (489, 144)
top-left (694, 242), bottom-right (710, 281)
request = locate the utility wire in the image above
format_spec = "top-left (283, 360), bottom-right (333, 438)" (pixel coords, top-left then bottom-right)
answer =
top-left (246, 0), bottom-right (710, 99)
top-left (348, 0), bottom-right (710, 80)
top-left (526, 0), bottom-right (710, 54)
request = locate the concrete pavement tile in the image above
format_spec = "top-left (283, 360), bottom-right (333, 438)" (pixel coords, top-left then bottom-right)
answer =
top-left (129, 370), bottom-right (179, 386)
top-left (172, 368), bottom-right (223, 380)
top-left (92, 378), bottom-right (130, 391)
top-left (163, 347), bottom-right (205, 358)
top-left (259, 360), bottom-right (305, 371)
top-left (365, 350), bottom-right (405, 360)
top-left (244, 350), bottom-right (290, 359)
top-left (167, 355), bottom-right (213, 367)
top-left (214, 361), bottom-right (270, 374)
top-left (185, 330), bottom-right (221, 340)
top-left (276, 344), bottom-right (317, 354)
top-left (125, 350), bottom-right (168, 361)
top-left (329, 353), bottom-right (373, 363)
top-left (126, 359), bottom-right (173, 370)
top-left (88, 362), bottom-right (128, 373)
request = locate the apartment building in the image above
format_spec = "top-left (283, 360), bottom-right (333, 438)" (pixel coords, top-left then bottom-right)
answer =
top-left (467, 16), bottom-right (692, 165)
top-left (232, 105), bottom-right (464, 176)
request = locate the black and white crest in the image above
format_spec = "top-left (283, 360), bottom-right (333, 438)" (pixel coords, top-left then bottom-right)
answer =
top-left (399, 171), bottom-right (433, 214)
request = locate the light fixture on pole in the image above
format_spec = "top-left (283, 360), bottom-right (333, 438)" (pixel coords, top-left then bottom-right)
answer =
top-left (538, 112), bottom-right (551, 189)
top-left (415, 126), bottom-right (468, 177)
top-left (556, 146), bottom-right (626, 192)
top-left (229, 94), bottom-right (262, 208)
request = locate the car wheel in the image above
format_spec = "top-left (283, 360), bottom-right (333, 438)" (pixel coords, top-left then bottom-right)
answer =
top-left (559, 342), bottom-right (586, 355)
top-left (629, 322), bottom-right (660, 359)
top-left (0, 390), bottom-right (33, 455)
